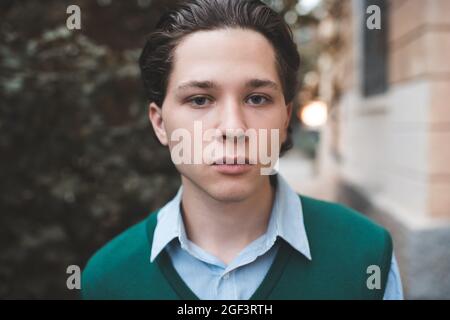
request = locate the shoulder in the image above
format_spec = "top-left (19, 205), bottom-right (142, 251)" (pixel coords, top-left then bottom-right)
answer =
top-left (299, 194), bottom-right (392, 263)
top-left (280, 195), bottom-right (393, 299)
top-left (81, 212), bottom-right (158, 299)
top-left (300, 194), bottom-right (391, 243)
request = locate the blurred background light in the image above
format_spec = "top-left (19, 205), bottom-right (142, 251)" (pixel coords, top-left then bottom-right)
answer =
top-left (300, 100), bottom-right (328, 128)
top-left (296, 0), bottom-right (321, 15)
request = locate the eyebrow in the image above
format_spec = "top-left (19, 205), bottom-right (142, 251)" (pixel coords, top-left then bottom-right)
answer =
top-left (245, 78), bottom-right (279, 90)
top-left (177, 80), bottom-right (217, 91)
top-left (176, 78), bottom-right (279, 92)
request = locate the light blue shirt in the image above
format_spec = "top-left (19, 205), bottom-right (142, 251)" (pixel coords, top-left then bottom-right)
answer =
top-left (150, 174), bottom-right (403, 300)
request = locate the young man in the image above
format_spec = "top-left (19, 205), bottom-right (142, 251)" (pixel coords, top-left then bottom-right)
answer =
top-left (82, 0), bottom-right (403, 299)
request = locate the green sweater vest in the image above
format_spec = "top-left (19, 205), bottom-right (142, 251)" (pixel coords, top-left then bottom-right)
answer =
top-left (81, 195), bottom-right (393, 300)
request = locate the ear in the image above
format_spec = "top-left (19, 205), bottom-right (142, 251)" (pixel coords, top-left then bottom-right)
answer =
top-left (285, 102), bottom-right (293, 130)
top-left (148, 102), bottom-right (168, 145)
top-left (279, 102), bottom-right (293, 145)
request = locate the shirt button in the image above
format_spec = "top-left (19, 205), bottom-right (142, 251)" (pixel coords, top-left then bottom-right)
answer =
top-left (223, 273), bottom-right (230, 280)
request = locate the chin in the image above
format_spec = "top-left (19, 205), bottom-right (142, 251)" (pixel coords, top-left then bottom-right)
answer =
top-left (180, 165), bottom-right (264, 203)
top-left (206, 180), bottom-right (256, 202)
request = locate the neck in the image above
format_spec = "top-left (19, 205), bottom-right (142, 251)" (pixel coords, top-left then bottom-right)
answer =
top-left (180, 177), bottom-right (275, 265)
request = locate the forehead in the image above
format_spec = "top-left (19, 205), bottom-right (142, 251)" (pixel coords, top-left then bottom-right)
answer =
top-left (168, 28), bottom-right (280, 89)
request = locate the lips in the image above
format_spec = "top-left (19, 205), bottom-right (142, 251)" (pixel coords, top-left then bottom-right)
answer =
top-left (212, 157), bottom-right (250, 165)
top-left (211, 157), bottom-right (253, 175)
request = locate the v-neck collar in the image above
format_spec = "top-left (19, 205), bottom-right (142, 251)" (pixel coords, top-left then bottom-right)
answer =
top-left (154, 238), bottom-right (293, 300)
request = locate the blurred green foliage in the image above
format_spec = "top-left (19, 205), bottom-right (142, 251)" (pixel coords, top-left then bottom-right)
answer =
top-left (0, 0), bottom-right (181, 299)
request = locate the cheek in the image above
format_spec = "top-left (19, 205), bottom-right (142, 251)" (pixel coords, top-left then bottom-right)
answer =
top-left (265, 109), bottom-right (289, 148)
top-left (161, 104), bottom-right (186, 132)
top-left (246, 115), bottom-right (285, 157)
top-left (248, 106), bottom-right (287, 132)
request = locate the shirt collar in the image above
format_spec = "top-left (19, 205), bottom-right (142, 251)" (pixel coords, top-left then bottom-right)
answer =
top-left (149, 174), bottom-right (311, 262)
top-left (149, 186), bottom-right (184, 262)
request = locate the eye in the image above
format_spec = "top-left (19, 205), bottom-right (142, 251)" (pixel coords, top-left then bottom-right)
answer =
top-left (186, 96), bottom-right (213, 108)
top-left (246, 94), bottom-right (271, 106)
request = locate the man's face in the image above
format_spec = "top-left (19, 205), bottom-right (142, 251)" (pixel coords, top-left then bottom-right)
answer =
top-left (149, 28), bottom-right (292, 202)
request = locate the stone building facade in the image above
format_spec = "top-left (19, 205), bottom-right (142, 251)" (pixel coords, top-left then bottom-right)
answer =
top-left (316, 0), bottom-right (450, 299)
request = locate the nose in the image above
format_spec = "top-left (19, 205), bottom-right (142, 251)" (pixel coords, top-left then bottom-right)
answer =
top-left (217, 97), bottom-right (248, 141)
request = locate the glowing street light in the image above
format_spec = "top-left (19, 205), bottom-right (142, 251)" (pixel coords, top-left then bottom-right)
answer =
top-left (300, 100), bottom-right (328, 128)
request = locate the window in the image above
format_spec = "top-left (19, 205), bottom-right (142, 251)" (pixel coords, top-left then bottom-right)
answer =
top-left (361, 0), bottom-right (388, 97)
